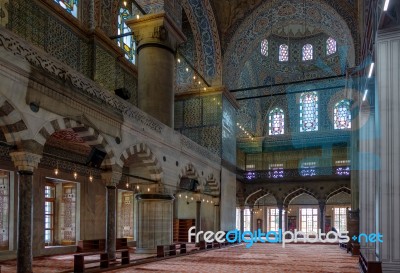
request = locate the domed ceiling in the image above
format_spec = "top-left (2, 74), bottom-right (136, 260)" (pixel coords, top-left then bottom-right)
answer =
top-left (220, 0), bottom-right (356, 90)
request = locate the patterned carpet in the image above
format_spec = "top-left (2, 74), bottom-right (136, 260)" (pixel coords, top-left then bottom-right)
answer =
top-left (109, 244), bottom-right (359, 273)
top-left (0, 244), bottom-right (359, 272)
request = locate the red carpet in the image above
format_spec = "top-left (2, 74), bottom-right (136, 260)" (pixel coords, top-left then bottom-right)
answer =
top-left (109, 244), bottom-right (359, 273)
top-left (0, 244), bottom-right (359, 272)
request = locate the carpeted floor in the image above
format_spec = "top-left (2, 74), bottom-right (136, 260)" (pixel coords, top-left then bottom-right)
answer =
top-left (109, 244), bottom-right (359, 273)
top-left (0, 244), bottom-right (359, 272)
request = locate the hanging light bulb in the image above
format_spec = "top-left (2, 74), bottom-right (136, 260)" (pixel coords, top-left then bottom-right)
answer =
top-left (147, 187), bottom-right (150, 192)
top-left (136, 185), bottom-right (140, 190)
top-left (89, 173), bottom-right (93, 182)
top-left (123, 1), bottom-right (127, 6)
top-left (54, 161), bottom-right (59, 176)
top-left (136, 14), bottom-right (140, 19)
top-left (126, 182), bottom-right (129, 188)
top-left (178, 194), bottom-right (182, 198)
top-left (177, 58), bottom-right (181, 63)
top-left (186, 67), bottom-right (189, 72)
top-left (73, 171), bottom-right (78, 180)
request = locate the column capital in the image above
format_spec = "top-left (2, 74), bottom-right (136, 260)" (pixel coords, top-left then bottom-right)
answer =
top-left (126, 12), bottom-right (186, 52)
top-left (212, 197), bottom-right (219, 206)
top-left (102, 170), bottom-right (122, 187)
top-left (10, 151), bottom-right (42, 172)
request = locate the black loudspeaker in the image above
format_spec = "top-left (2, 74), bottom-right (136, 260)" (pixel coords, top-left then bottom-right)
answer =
top-left (86, 147), bottom-right (106, 168)
top-left (179, 178), bottom-right (199, 191)
top-left (115, 88), bottom-right (131, 100)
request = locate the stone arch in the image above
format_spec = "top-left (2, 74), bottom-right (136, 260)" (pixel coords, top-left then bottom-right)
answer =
top-left (245, 188), bottom-right (276, 206)
top-left (119, 143), bottom-right (163, 182)
top-left (177, 163), bottom-right (201, 192)
top-left (254, 193), bottom-right (277, 206)
top-left (325, 186), bottom-right (351, 203)
top-left (33, 117), bottom-right (116, 168)
top-left (181, 0), bottom-right (222, 82)
top-left (0, 95), bottom-right (30, 144)
top-left (283, 187), bottom-right (318, 207)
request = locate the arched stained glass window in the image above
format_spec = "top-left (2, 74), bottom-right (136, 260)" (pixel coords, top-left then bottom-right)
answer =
top-left (300, 92), bottom-right (318, 132)
top-left (327, 37), bottom-right (337, 55)
top-left (302, 44), bottom-right (313, 61)
top-left (279, 44), bottom-right (289, 62)
top-left (268, 108), bottom-right (285, 135)
top-left (118, 7), bottom-right (136, 64)
top-left (334, 99), bottom-right (351, 129)
top-left (261, 39), bottom-right (268, 56)
top-left (54, 0), bottom-right (78, 17)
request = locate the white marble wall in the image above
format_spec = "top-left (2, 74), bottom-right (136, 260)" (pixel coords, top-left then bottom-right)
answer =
top-left (358, 108), bottom-right (377, 250)
top-left (376, 27), bottom-right (400, 272)
top-left (220, 168), bottom-right (236, 231)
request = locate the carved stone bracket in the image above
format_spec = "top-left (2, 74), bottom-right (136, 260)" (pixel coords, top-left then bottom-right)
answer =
top-left (10, 151), bottom-right (42, 172)
top-left (101, 169), bottom-right (122, 187)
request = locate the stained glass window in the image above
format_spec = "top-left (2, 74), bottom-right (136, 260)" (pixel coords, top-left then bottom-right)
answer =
top-left (334, 99), bottom-right (351, 129)
top-left (268, 164), bottom-right (284, 178)
top-left (302, 44), bottom-right (313, 61)
top-left (279, 44), bottom-right (289, 62)
top-left (335, 160), bottom-right (350, 176)
top-left (54, 0), bottom-right (78, 17)
top-left (261, 39), bottom-right (268, 56)
top-left (118, 7), bottom-right (136, 64)
top-left (300, 92), bottom-right (318, 132)
top-left (327, 37), bottom-right (336, 55)
top-left (300, 162), bottom-right (317, 177)
top-left (269, 108), bottom-right (284, 135)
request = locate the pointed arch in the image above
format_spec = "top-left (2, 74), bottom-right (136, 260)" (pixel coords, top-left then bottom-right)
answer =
top-left (33, 117), bottom-right (116, 168)
top-left (119, 143), bottom-right (163, 182)
top-left (0, 96), bottom-right (29, 144)
top-left (283, 187), bottom-right (318, 207)
top-left (325, 186), bottom-right (351, 203)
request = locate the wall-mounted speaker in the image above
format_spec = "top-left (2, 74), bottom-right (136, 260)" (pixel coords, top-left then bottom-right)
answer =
top-left (86, 147), bottom-right (106, 168)
top-left (115, 88), bottom-right (131, 100)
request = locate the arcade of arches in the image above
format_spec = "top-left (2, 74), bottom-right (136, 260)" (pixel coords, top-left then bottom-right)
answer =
top-left (0, 0), bottom-right (399, 272)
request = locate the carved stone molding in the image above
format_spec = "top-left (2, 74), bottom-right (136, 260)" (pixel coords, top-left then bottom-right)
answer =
top-left (0, 27), bottom-right (221, 164)
top-left (10, 151), bottom-right (42, 172)
top-left (101, 168), bottom-right (122, 187)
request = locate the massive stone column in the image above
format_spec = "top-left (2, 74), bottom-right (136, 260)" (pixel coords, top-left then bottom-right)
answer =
top-left (358, 106), bottom-right (376, 251)
top-left (10, 151), bottom-right (42, 273)
top-left (101, 169), bottom-right (122, 260)
top-left (318, 200), bottom-right (325, 233)
top-left (126, 13), bottom-right (185, 127)
top-left (277, 202), bottom-right (283, 231)
top-left (240, 207), bottom-right (244, 233)
top-left (376, 27), bottom-right (400, 272)
top-left (249, 206), bottom-right (254, 231)
top-left (195, 200), bottom-right (201, 234)
top-left (135, 194), bottom-right (174, 253)
top-left (213, 198), bottom-right (220, 232)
